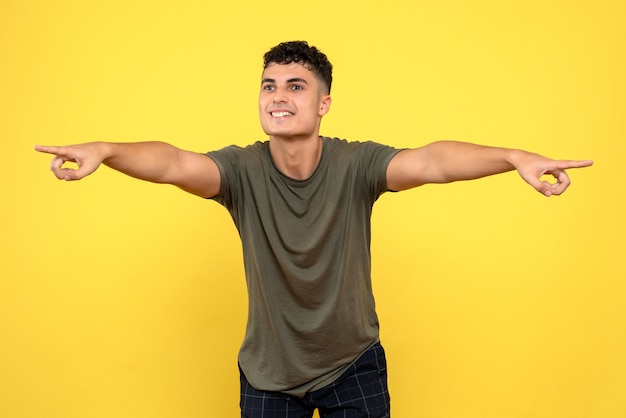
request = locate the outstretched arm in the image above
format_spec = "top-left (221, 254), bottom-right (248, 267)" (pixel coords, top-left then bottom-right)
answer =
top-left (386, 141), bottom-right (593, 196)
top-left (35, 141), bottom-right (221, 198)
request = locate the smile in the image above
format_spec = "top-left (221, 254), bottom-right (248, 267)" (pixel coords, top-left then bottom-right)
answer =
top-left (270, 111), bottom-right (293, 117)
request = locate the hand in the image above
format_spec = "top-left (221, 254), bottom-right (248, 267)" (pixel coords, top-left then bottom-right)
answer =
top-left (34, 143), bottom-right (108, 181)
top-left (514, 152), bottom-right (593, 197)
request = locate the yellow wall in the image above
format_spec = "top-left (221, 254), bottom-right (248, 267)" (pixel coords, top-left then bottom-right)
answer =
top-left (2, 0), bottom-right (624, 417)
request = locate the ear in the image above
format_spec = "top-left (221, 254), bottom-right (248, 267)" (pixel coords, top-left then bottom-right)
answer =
top-left (319, 95), bottom-right (332, 116)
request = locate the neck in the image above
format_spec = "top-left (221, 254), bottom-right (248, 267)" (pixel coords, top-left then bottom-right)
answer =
top-left (269, 134), bottom-right (323, 180)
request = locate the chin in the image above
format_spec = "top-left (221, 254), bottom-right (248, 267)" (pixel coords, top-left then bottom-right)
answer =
top-left (262, 124), bottom-right (298, 138)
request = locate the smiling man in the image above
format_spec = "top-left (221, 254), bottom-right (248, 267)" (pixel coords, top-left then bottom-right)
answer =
top-left (35, 41), bottom-right (592, 417)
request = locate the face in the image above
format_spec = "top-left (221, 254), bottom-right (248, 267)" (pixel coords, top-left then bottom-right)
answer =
top-left (259, 62), bottom-right (331, 140)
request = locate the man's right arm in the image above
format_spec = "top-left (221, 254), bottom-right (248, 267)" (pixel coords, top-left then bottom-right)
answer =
top-left (35, 141), bottom-right (221, 198)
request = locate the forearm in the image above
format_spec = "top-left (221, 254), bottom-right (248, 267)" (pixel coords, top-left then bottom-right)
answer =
top-left (100, 141), bottom-right (183, 184)
top-left (425, 141), bottom-right (524, 183)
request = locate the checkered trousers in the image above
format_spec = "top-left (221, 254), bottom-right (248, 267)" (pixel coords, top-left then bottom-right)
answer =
top-left (240, 342), bottom-right (391, 418)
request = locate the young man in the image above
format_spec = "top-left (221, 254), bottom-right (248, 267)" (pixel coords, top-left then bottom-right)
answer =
top-left (35, 41), bottom-right (592, 418)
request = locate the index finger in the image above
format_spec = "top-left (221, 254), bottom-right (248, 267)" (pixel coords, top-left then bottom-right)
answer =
top-left (555, 159), bottom-right (594, 169)
top-left (34, 145), bottom-right (64, 155)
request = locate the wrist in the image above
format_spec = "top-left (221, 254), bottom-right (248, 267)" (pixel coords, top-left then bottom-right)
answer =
top-left (97, 142), bottom-right (116, 163)
top-left (506, 148), bottom-right (527, 170)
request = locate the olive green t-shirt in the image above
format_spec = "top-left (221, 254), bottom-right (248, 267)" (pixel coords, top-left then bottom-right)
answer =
top-left (207, 136), bottom-right (401, 397)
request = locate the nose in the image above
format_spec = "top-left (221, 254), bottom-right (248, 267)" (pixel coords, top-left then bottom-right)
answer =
top-left (273, 87), bottom-right (288, 103)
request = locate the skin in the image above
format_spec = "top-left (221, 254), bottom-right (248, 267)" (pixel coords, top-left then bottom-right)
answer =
top-left (258, 62), bottom-right (331, 180)
top-left (35, 62), bottom-right (593, 197)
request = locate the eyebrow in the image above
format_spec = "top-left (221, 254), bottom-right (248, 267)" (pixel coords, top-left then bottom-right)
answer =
top-left (261, 77), bottom-right (310, 85)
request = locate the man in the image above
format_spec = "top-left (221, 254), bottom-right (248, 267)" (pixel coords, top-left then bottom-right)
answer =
top-left (35, 41), bottom-right (592, 417)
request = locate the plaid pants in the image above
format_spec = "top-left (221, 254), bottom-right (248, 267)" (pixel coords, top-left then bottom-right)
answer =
top-left (240, 342), bottom-right (391, 418)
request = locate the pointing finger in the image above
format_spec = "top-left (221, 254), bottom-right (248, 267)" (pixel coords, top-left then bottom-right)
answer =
top-left (555, 159), bottom-right (594, 169)
top-left (35, 145), bottom-right (63, 155)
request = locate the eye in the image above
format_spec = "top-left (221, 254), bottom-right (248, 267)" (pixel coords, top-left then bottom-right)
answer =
top-left (262, 84), bottom-right (275, 91)
top-left (291, 85), bottom-right (303, 90)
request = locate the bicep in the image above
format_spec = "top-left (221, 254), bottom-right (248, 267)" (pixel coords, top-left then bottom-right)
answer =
top-left (173, 150), bottom-right (221, 198)
top-left (386, 147), bottom-right (434, 191)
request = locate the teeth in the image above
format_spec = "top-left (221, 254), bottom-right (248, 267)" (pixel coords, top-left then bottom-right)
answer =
top-left (271, 111), bottom-right (292, 117)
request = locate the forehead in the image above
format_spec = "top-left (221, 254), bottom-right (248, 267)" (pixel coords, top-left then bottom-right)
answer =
top-left (261, 62), bottom-right (317, 83)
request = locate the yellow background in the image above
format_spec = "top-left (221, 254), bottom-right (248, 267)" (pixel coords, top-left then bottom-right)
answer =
top-left (1, 0), bottom-right (624, 417)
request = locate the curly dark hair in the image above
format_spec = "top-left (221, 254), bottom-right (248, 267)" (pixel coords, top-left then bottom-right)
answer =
top-left (263, 41), bottom-right (333, 94)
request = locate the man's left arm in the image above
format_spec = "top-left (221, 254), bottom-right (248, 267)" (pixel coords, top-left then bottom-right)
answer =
top-left (386, 141), bottom-right (593, 196)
